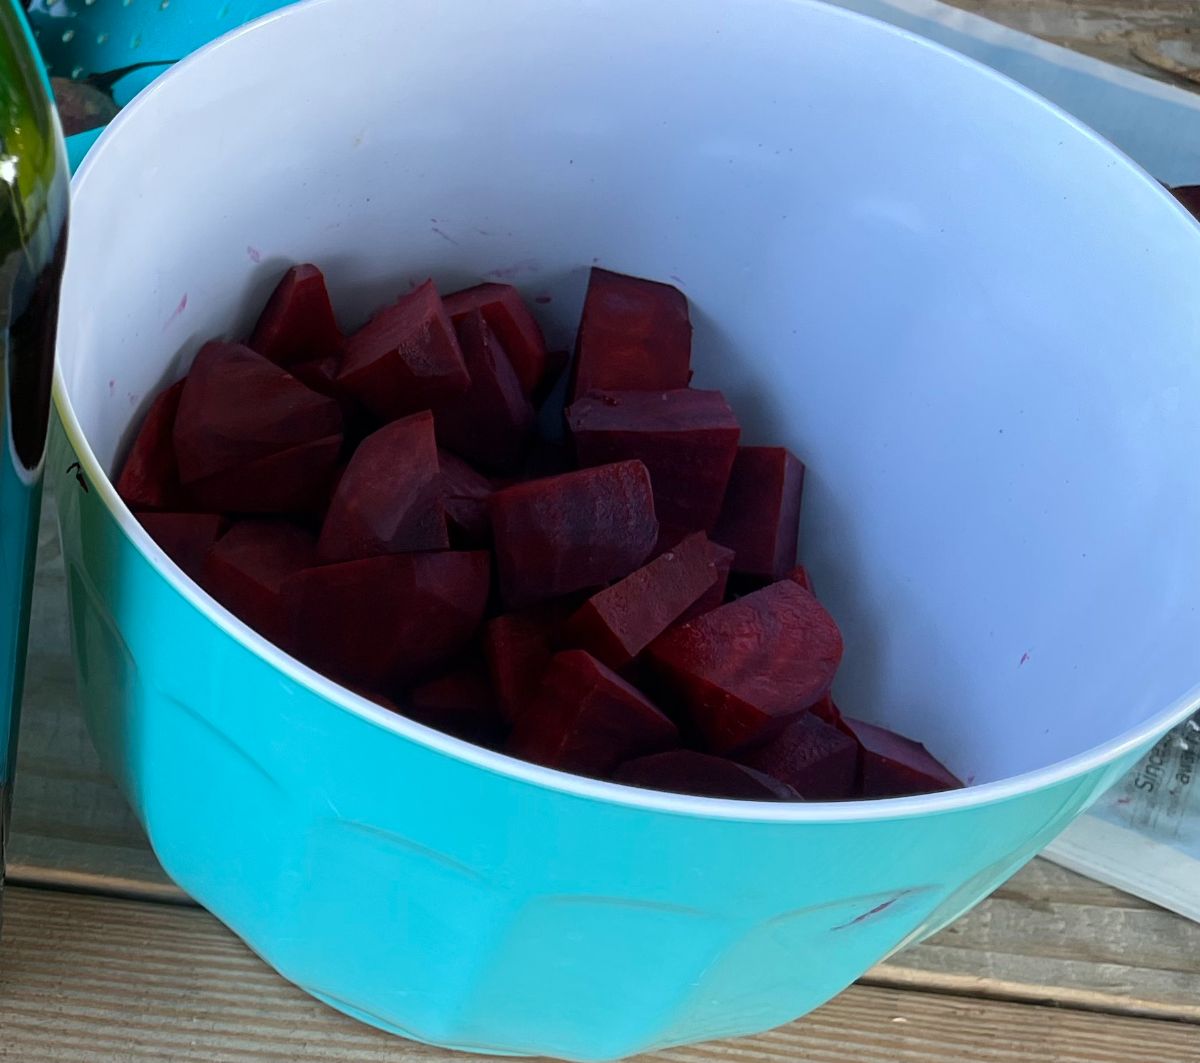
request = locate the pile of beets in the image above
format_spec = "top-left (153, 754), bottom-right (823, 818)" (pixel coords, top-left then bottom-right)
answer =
top-left (116, 264), bottom-right (961, 801)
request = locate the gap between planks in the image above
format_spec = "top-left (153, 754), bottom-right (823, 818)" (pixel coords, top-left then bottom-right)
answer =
top-left (0, 886), bottom-right (1197, 1063)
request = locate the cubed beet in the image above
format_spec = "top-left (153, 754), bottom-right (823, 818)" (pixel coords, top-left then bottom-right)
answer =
top-left (1172, 185), bottom-right (1200, 220)
top-left (809, 693), bottom-right (843, 728)
top-left (713, 446), bottom-right (805, 580)
top-left (406, 663), bottom-right (507, 747)
top-left (564, 532), bottom-right (720, 670)
top-left (186, 434), bottom-right (342, 515)
top-left (201, 520), bottom-right (318, 647)
top-left (570, 268), bottom-right (691, 400)
top-left (443, 282), bottom-right (547, 396)
top-left (137, 512), bottom-right (227, 582)
top-left (648, 579), bottom-right (843, 753)
top-left (567, 389), bottom-right (740, 532)
top-left (614, 750), bottom-right (799, 801)
top-left (841, 717), bottom-right (964, 797)
top-left (318, 412), bottom-right (448, 561)
top-left (680, 540), bottom-right (735, 622)
top-left (337, 280), bottom-right (470, 420)
top-left (738, 713), bottom-right (857, 799)
top-left (490, 460), bottom-right (659, 607)
top-left (439, 449), bottom-right (495, 545)
top-left (280, 550), bottom-right (490, 688)
top-left (507, 650), bottom-right (677, 776)
top-left (483, 599), bottom-right (577, 722)
top-left (116, 379), bottom-right (186, 511)
top-left (434, 310), bottom-right (534, 471)
top-left (787, 565), bottom-right (814, 594)
top-left (173, 341), bottom-right (343, 485)
top-left (249, 263), bottom-right (342, 367)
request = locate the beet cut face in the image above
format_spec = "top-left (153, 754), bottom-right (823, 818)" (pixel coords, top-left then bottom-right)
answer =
top-left (738, 712), bottom-right (857, 799)
top-left (648, 579), bottom-right (843, 753)
top-left (337, 279), bottom-right (470, 420)
top-left (249, 263), bottom-right (342, 367)
top-left (614, 750), bottom-right (799, 801)
top-left (680, 540), bottom-right (735, 623)
top-left (318, 412), bottom-right (448, 562)
top-left (201, 520), bottom-right (318, 647)
top-left (136, 512), bottom-right (227, 583)
top-left (435, 309), bottom-right (534, 472)
top-left (483, 598), bottom-right (578, 722)
top-left (568, 388), bottom-right (740, 533)
top-left (713, 446), bottom-right (805, 580)
top-left (841, 716), bottom-right (964, 798)
top-left (564, 531), bottom-right (719, 670)
top-left (186, 433), bottom-right (343, 515)
top-left (570, 268), bottom-right (692, 400)
top-left (443, 282), bottom-right (547, 397)
top-left (406, 663), bottom-right (507, 747)
top-left (489, 460), bottom-right (659, 607)
top-left (507, 649), bottom-right (678, 776)
top-left (280, 550), bottom-right (490, 689)
top-left (174, 341), bottom-right (343, 485)
top-left (439, 449), bottom-right (495, 546)
top-left (116, 379), bottom-right (186, 512)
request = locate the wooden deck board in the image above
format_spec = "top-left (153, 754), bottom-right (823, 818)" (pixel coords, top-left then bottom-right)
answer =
top-left (0, 887), bottom-right (1196, 1062)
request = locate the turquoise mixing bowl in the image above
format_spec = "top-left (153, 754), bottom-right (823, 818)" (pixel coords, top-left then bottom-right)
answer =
top-left (49, 0), bottom-right (1200, 1057)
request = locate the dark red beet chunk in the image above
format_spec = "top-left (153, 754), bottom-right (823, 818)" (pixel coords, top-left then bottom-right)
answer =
top-left (406, 663), bottom-right (507, 747)
top-left (116, 380), bottom-right (185, 511)
top-left (739, 713), bottom-right (857, 799)
top-left (615, 750), bottom-right (798, 801)
top-left (201, 520), bottom-right (318, 647)
top-left (713, 446), bottom-right (805, 580)
top-left (841, 717), bottom-right (964, 797)
top-left (564, 532), bottom-right (719, 670)
top-left (810, 693), bottom-right (844, 728)
top-left (1172, 185), bottom-right (1200, 220)
top-left (508, 650), bottom-right (677, 776)
top-left (443, 282), bottom-right (547, 396)
top-left (570, 268), bottom-right (692, 400)
top-left (137, 512), bottom-right (227, 582)
top-left (787, 565), bottom-right (814, 594)
top-left (343, 684), bottom-right (401, 713)
top-left (280, 551), bottom-right (490, 688)
top-left (490, 460), bottom-right (659, 607)
top-left (337, 279), bottom-right (470, 420)
top-left (483, 599), bottom-right (577, 722)
top-left (434, 310), bottom-right (534, 471)
top-left (567, 389), bottom-right (740, 532)
top-left (440, 450), bottom-right (494, 545)
top-left (174, 341), bottom-right (343, 484)
top-left (249, 263), bottom-right (342, 367)
top-left (648, 579), bottom-right (843, 753)
top-left (318, 412), bottom-right (447, 562)
top-left (187, 434), bottom-right (342, 515)
top-left (680, 540), bottom-right (735, 623)
top-left (290, 352), bottom-right (342, 396)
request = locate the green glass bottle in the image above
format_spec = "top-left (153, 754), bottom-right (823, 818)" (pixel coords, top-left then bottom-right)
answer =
top-left (0, 0), bottom-right (68, 926)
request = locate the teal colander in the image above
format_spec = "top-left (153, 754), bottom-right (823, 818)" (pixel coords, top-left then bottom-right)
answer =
top-left (24, 0), bottom-right (296, 169)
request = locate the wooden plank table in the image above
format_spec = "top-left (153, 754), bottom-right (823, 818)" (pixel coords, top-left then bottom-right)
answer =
top-left (4, 5), bottom-right (1200, 1059)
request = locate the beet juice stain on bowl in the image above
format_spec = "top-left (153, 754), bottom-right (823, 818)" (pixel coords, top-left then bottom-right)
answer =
top-left (51, 0), bottom-right (1200, 1057)
top-left (115, 262), bottom-right (962, 803)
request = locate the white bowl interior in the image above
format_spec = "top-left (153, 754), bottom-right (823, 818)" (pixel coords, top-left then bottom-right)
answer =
top-left (57, 0), bottom-right (1200, 789)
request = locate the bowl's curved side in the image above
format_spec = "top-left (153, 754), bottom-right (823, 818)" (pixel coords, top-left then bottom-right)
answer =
top-left (51, 420), bottom-right (1143, 1059)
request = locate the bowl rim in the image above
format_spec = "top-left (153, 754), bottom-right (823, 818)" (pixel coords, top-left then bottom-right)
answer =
top-left (53, 0), bottom-right (1200, 824)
